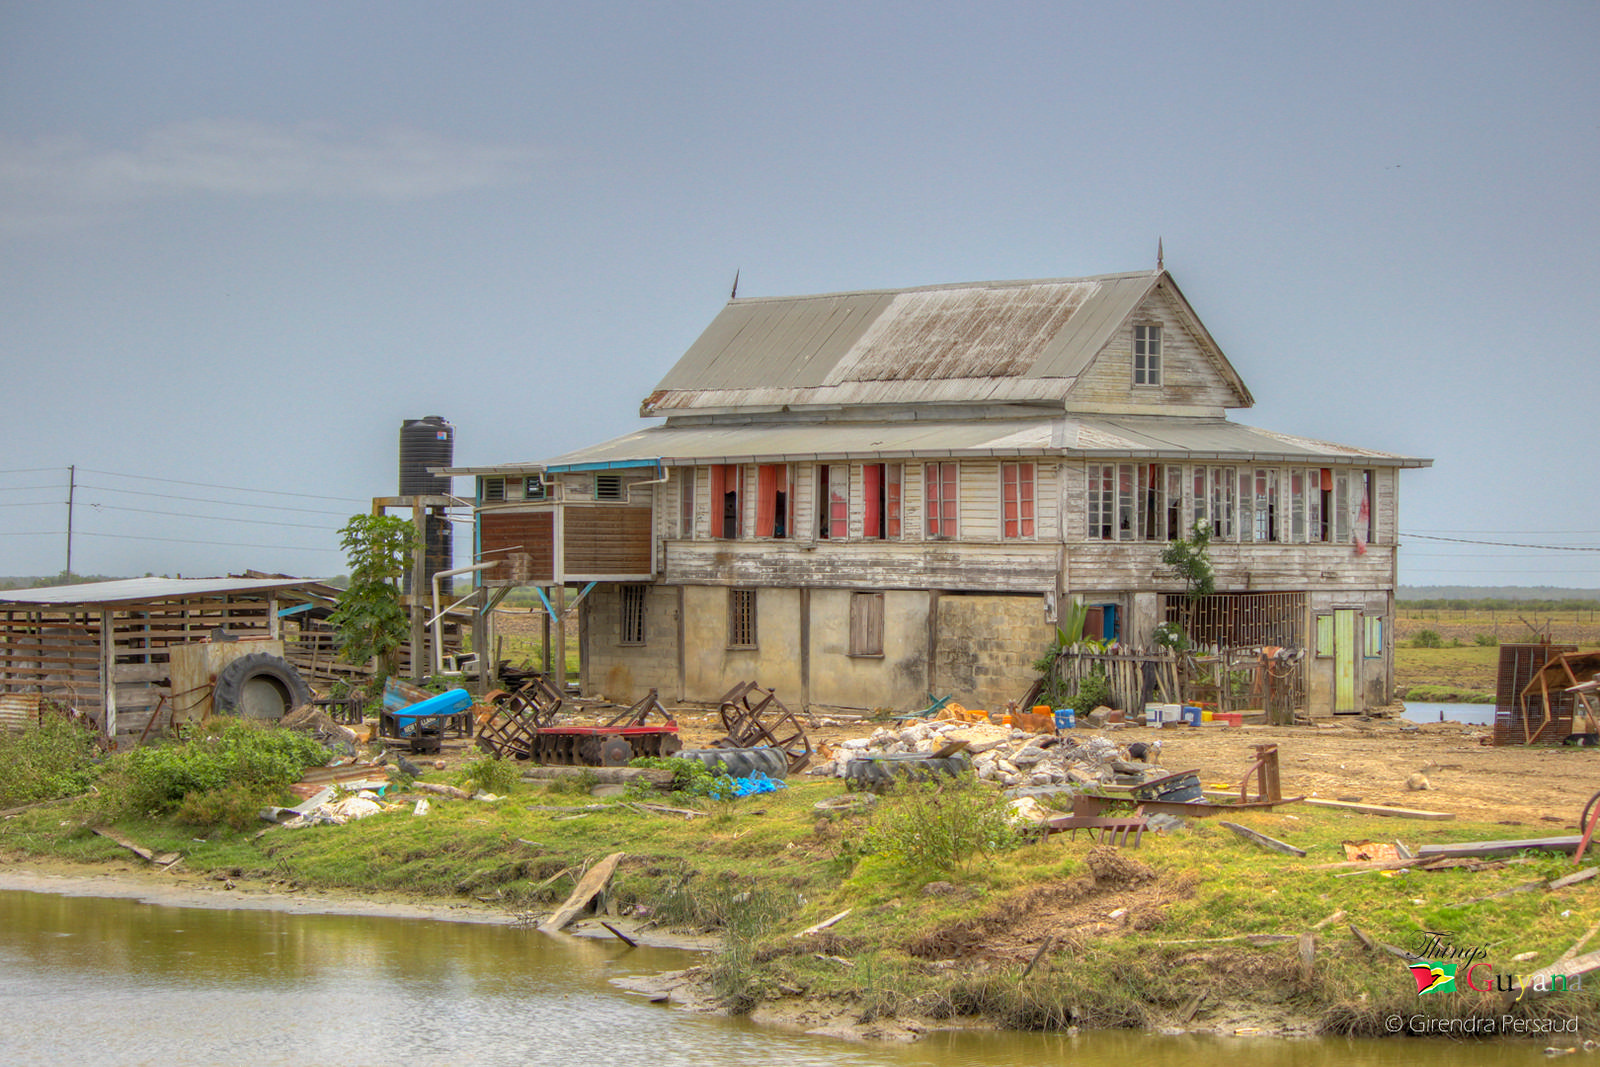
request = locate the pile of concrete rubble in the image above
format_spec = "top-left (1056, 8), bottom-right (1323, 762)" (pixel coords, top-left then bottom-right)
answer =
top-left (807, 719), bottom-right (1166, 788)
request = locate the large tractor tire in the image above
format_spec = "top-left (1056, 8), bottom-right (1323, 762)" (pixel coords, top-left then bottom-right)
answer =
top-left (675, 746), bottom-right (789, 779)
top-left (212, 653), bottom-right (312, 722)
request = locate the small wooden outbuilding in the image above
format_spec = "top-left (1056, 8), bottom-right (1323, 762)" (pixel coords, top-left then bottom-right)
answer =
top-left (0, 576), bottom-right (321, 749)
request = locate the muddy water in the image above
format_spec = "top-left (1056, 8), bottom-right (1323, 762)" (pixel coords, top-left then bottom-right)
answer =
top-left (0, 888), bottom-right (1563, 1066)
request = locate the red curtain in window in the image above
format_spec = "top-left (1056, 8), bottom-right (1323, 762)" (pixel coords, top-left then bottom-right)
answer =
top-left (886, 466), bottom-right (902, 538)
top-left (828, 465), bottom-right (848, 539)
top-left (756, 464), bottom-right (779, 537)
top-left (863, 464), bottom-right (881, 538)
top-left (709, 464), bottom-right (726, 526)
top-left (1002, 462), bottom-right (1035, 538)
top-left (711, 464), bottom-right (740, 539)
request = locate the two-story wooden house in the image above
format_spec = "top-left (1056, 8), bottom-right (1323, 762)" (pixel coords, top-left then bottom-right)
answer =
top-left (447, 269), bottom-right (1430, 717)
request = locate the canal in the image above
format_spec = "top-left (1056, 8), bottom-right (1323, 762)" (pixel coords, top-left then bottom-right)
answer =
top-left (0, 883), bottom-right (1564, 1066)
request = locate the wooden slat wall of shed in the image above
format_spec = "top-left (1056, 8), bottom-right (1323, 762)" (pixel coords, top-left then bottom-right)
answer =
top-left (283, 622), bottom-right (374, 687)
top-left (108, 598), bottom-right (272, 657)
top-left (0, 610), bottom-right (105, 715)
top-left (1068, 288), bottom-right (1238, 412)
top-left (103, 594), bottom-right (277, 745)
top-left (480, 511), bottom-right (556, 583)
top-left (563, 505), bottom-right (653, 576)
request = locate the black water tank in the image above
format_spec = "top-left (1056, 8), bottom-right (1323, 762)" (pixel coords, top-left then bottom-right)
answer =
top-left (399, 416), bottom-right (453, 496)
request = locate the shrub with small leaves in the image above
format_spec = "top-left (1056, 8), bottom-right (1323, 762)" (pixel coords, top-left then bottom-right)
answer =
top-left (463, 755), bottom-right (520, 795)
top-left (864, 772), bottom-right (1018, 877)
top-left (0, 711), bottom-right (102, 807)
top-left (108, 720), bottom-right (327, 817)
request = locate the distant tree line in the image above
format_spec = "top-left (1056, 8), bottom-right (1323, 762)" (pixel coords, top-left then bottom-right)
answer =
top-left (1397, 597), bottom-right (1600, 612)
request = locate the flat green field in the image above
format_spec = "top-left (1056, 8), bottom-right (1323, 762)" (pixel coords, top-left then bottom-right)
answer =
top-left (1393, 608), bottom-right (1600, 702)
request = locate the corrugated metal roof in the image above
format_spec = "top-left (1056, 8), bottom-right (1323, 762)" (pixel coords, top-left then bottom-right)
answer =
top-left (0, 576), bottom-right (318, 608)
top-left (537, 416), bottom-right (1431, 469)
top-left (645, 271), bottom-right (1176, 414)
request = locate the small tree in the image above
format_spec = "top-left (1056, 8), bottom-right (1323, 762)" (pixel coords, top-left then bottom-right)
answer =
top-left (1161, 519), bottom-right (1215, 641)
top-left (328, 513), bottom-right (419, 680)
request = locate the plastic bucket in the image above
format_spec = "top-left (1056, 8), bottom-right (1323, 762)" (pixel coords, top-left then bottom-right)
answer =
top-left (1054, 709), bottom-right (1075, 730)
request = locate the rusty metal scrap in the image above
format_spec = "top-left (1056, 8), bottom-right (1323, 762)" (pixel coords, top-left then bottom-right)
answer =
top-left (714, 680), bottom-right (812, 772)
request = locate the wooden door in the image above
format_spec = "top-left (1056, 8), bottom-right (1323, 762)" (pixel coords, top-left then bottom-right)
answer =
top-left (1334, 608), bottom-right (1358, 713)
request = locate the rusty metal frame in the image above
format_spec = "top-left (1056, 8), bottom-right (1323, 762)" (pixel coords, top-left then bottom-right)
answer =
top-left (715, 680), bottom-right (812, 772)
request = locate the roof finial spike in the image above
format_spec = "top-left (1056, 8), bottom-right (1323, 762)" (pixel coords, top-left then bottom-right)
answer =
top-left (1156, 238), bottom-right (1164, 272)
top-left (731, 269), bottom-right (740, 300)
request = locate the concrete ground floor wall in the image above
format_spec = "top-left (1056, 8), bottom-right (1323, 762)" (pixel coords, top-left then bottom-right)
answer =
top-left (579, 583), bottom-right (1056, 714)
top-left (577, 582), bottom-right (1396, 718)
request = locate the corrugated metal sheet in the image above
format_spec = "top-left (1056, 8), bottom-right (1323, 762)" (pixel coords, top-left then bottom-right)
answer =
top-left (0, 577), bottom-right (314, 608)
top-left (647, 272), bottom-right (1169, 414)
top-left (0, 693), bottom-right (42, 731)
top-left (538, 416), bottom-right (1431, 469)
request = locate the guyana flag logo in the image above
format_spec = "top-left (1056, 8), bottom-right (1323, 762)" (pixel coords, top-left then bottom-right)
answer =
top-left (1409, 961), bottom-right (1457, 995)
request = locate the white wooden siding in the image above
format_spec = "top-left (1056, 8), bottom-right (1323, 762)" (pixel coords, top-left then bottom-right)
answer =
top-left (1070, 288), bottom-right (1239, 413)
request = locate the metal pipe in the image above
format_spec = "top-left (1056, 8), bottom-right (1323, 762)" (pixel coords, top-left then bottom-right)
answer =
top-left (432, 561), bottom-right (498, 677)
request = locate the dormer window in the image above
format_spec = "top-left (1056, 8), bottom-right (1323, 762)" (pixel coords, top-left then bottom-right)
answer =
top-left (1134, 324), bottom-right (1162, 386)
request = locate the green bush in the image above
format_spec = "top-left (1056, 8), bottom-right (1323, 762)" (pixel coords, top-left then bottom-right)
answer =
top-left (462, 755), bottom-right (520, 794)
top-left (173, 785), bottom-right (267, 832)
top-left (629, 756), bottom-right (736, 799)
top-left (110, 720), bottom-right (327, 816)
top-left (1069, 670), bottom-right (1113, 716)
top-left (1411, 629), bottom-right (1444, 648)
top-left (864, 772), bottom-right (1017, 877)
top-left (1475, 633), bottom-right (1498, 647)
top-left (0, 712), bottom-right (102, 807)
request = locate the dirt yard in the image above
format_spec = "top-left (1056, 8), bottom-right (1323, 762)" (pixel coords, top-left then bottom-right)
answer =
top-left (482, 607), bottom-right (1600, 829)
top-left (654, 707), bottom-right (1597, 828)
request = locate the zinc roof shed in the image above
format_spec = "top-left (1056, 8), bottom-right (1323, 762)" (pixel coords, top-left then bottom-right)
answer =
top-left (0, 576), bottom-right (324, 748)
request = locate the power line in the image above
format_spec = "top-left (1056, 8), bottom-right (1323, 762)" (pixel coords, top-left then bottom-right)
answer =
top-left (76, 531), bottom-right (341, 552)
top-left (0, 467), bottom-right (67, 476)
top-left (1402, 533), bottom-right (1600, 552)
top-left (0, 530), bottom-right (65, 537)
top-left (79, 467), bottom-right (371, 504)
top-left (1407, 528), bottom-right (1600, 536)
top-left (83, 503), bottom-right (341, 531)
top-left (77, 484), bottom-right (359, 516)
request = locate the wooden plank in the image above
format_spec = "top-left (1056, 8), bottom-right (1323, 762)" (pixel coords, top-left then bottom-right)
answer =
top-left (1415, 836), bottom-right (1581, 860)
top-left (1549, 868), bottom-right (1600, 891)
top-left (540, 852), bottom-right (625, 933)
top-left (1298, 797), bottom-right (1455, 820)
top-left (794, 908), bottom-right (852, 939)
top-left (1220, 820), bottom-right (1307, 857)
top-left (92, 827), bottom-right (180, 866)
top-left (1512, 949), bottom-right (1600, 1000)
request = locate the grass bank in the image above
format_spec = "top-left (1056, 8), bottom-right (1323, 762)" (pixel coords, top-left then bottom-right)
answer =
top-left (4, 734), bottom-right (1598, 1039)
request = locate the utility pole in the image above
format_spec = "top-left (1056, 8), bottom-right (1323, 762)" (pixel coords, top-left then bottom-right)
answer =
top-left (65, 464), bottom-right (75, 579)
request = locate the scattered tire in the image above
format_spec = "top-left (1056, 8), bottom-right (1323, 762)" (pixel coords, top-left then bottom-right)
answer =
top-left (844, 754), bottom-right (970, 793)
top-left (675, 747), bottom-right (788, 779)
top-left (212, 653), bottom-right (312, 722)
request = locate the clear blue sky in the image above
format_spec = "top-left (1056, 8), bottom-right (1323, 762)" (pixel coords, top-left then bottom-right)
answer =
top-left (2, 1), bottom-right (1596, 588)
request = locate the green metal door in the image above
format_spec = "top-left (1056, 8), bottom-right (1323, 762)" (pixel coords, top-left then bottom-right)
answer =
top-left (1334, 608), bottom-right (1357, 713)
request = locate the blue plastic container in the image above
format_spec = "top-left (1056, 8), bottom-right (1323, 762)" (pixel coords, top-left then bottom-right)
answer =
top-left (1054, 708), bottom-right (1075, 730)
top-left (1180, 705), bottom-right (1202, 726)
